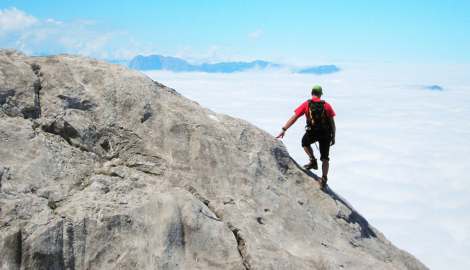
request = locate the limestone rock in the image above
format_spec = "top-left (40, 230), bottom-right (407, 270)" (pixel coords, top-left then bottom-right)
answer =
top-left (0, 49), bottom-right (428, 269)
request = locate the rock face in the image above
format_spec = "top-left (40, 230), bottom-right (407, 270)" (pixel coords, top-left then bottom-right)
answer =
top-left (0, 49), bottom-right (427, 270)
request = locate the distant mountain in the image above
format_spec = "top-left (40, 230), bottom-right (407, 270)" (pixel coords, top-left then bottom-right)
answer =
top-left (424, 85), bottom-right (443, 91)
top-left (128, 54), bottom-right (341, 75)
top-left (295, 65), bottom-right (341, 74)
top-left (128, 55), bottom-right (280, 73)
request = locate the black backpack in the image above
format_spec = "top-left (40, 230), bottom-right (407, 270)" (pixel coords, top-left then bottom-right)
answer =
top-left (306, 100), bottom-right (332, 137)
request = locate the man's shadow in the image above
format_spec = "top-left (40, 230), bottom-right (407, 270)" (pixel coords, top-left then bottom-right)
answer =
top-left (292, 157), bottom-right (377, 239)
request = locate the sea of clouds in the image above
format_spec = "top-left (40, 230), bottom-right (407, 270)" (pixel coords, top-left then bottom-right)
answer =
top-left (145, 63), bottom-right (470, 270)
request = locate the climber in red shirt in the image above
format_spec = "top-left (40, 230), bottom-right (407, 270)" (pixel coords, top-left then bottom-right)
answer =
top-left (276, 85), bottom-right (336, 190)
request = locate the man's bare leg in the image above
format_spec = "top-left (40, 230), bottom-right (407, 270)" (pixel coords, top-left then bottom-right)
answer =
top-left (303, 145), bottom-right (318, 170)
top-left (303, 145), bottom-right (314, 158)
top-left (316, 158), bottom-right (329, 190)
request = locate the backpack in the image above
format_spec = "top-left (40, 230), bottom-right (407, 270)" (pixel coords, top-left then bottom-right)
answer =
top-left (306, 100), bottom-right (332, 137)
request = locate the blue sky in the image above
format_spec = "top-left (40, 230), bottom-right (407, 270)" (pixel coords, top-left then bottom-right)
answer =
top-left (1, 0), bottom-right (470, 64)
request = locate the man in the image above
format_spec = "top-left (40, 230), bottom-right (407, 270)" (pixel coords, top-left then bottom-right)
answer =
top-left (276, 85), bottom-right (336, 190)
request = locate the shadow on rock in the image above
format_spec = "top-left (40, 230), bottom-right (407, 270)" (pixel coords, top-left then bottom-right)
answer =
top-left (327, 188), bottom-right (377, 239)
top-left (293, 158), bottom-right (377, 239)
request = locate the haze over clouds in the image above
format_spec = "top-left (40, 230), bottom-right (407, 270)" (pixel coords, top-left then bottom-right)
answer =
top-left (145, 63), bottom-right (470, 269)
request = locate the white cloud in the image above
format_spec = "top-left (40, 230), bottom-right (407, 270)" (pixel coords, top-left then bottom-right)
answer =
top-left (144, 63), bottom-right (470, 270)
top-left (0, 7), bottom-right (37, 31)
top-left (174, 45), bottom-right (240, 64)
top-left (129, 39), bottom-right (140, 46)
top-left (206, 45), bottom-right (221, 62)
top-left (0, 7), bottom-right (139, 60)
top-left (247, 29), bottom-right (263, 39)
top-left (80, 33), bottom-right (115, 55)
top-left (113, 48), bottom-right (141, 61)
top-left (46, 18), bottom-right (63, 25)
top-left (59, 36), bottom-right (83, 49)
top-left (174, 45), bottom-right (193, 61)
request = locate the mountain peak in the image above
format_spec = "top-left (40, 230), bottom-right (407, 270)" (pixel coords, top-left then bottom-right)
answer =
top-left (0, 49), bottom-right (426, 269)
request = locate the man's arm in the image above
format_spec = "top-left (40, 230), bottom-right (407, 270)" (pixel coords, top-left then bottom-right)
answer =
top-left (329, 117), bottom-right (336, 145)
top-left (276, 114), bottom-right (300, 138)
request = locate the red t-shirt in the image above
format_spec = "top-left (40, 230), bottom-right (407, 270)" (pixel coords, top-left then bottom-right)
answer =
top-left (294, 97), bottom-right (336, 119)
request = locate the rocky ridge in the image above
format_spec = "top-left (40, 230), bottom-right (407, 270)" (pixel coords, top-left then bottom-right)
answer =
top-left (0, 49), bottom-right (427, 269)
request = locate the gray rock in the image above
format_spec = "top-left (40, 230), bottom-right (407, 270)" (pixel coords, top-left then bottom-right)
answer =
top-left (0, 49), bottom-right (428, 269)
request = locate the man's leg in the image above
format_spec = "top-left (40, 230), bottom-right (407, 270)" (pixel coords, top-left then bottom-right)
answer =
top-left (321, 158), bottom-right (329, 177)
top-left (301, 133), bottom-right (315, 159)
top-left (303, 144), bottom-right (314, 159)
top-left (318, 137), bottom-right (331, 174)
top-left (301, 133), bottom-right (318, 170)
top-left (318, 136), bottom-right (331, 187)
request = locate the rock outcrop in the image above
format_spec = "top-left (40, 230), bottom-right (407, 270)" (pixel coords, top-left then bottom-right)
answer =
top-left (0, 49), bottom-right (427, 270)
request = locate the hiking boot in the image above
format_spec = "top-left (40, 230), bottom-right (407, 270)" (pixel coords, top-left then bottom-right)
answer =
top-left (318, 176), bottom-right (328, 190)
top-left (303, 158), bottom-right (318, 170)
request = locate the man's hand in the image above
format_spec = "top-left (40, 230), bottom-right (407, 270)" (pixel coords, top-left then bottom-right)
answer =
top-left (276, 114), bottom-right (299, 139)
top-left (331, 137), bottom-right (335, 146)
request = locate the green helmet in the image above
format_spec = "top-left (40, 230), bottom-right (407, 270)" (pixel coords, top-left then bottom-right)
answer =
top-left (312, 85), bottom-right (323, 94)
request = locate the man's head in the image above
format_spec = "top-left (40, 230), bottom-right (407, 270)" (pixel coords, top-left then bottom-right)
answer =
top-left (311, 85), bottom-right (323, 97)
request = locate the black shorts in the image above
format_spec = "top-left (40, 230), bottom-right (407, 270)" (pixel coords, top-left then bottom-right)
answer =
top-left (301, 132), bottom-right (331, 161)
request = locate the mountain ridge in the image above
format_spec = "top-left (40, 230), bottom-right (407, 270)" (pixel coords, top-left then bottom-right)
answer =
top-left (129, 54), bottom-right (340, 74)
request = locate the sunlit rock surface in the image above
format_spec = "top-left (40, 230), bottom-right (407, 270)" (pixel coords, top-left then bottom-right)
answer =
top-left (0, 49), bottom-right (427, 270)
